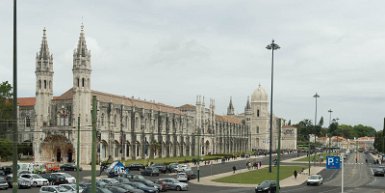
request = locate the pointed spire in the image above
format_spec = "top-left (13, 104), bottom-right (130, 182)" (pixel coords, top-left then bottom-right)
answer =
top-left (38, 27), bottom-right (50, 60)
top-left (76, 24), bottom-right (88, 57)
top-left (227, 97), bottom-right (235, 115)
top-left (245, 96), bottom-right (251, 112)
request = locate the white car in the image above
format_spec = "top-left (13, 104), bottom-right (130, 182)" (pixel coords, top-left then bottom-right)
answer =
top-left (306, 175), bottom-right (323, 186)
top-left (176, 172), bottom-right (188, 182)
top-left (39, 185), bottom-right (73, 193)
top-left (52, 173), bottom-right (76, 184)
top-left (20, 173), bottom-right (49, 187)
top-left (175, 164), bottom-right (191, 172)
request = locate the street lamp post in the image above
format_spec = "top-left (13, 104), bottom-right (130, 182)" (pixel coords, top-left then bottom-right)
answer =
top-left (328, 109), bottom-right (333, 154)
top-left (266, 39), bottom-right (280, 173)
top-left (313, 93), bottom-right (320, 166)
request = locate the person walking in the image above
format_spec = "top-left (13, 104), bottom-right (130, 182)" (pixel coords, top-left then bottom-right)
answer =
top-left (232, 165), bottom-right (237, 174)
top-left (294, 170), bottom-right (298, 179)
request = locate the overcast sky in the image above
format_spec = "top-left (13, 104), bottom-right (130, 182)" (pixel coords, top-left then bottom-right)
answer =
top-left (1, 0), bottom-right (385, 130)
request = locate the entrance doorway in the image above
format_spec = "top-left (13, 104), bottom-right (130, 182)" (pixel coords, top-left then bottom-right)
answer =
top-left (67, 150), bottom-right (73, 162)
top-left (56, 149), bottom-right (61, 162)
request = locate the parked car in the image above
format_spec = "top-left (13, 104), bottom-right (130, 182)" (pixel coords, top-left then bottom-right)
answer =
top-left (126, 163), bottom-right (145, 171)
top-left (373, 167), bottom-right (385, 176)
top-left (19, 173), bottom-right (49, 187)
top-left (52, 173), bottom-right (76, 184)
top-left (113, 176), bottom-right (131, 184)
top-left (41, 173), bottom-right (69, 185)
top-left (82, 186), bottom-right (113, 193)
top-left (255, 180), bottom-right (278, 193)
top-left (105, 186), bottom-right (130, 193)
top-left (306, 175), bottom-right (323, 186)
top-left (131, 178), bottom-right (164, 192)
top-left (39, 185), bottom-right (75, 193)
top-left (112, 183), bottom-right (144, 193)
top-left (155, 178), bottom-right (188, 191)
top-left (99, 178), bottom-right (119, 185)
top-left (166, 163), bottom-right (179, 173)
top-left (184, 170), bottom-right (196, 180)
top-left (60, 163), bottom-right (83, 171)
top-left (0, 177), bottom-right (9, 190)
top-left (126, 181), bottom-right (159, 193)
top-left (59, 183), bottom-right (84, 193)
top-left (141, 167), bottom-right (160, 176)
top-left (176, 172), bottom-right (188, 182)
top-left (174, 164), bottom-right (190, 172)
top-left (151, 164), bottom-right (167, 173)
top-left (44, 162), bottom-right (61, 172)
top-left (6, 174), bottom-right (32, 189)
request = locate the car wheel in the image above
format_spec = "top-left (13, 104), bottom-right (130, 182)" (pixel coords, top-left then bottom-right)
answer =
top-left (176, 186), bottom-right (181, 191)
top-left (33, 182), bottom-right (37, 186)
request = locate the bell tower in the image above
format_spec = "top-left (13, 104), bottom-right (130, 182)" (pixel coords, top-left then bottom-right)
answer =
top-left (34, 28), bottom-right (54, 162)
top-left (72, 24), bottom-right (92, 164)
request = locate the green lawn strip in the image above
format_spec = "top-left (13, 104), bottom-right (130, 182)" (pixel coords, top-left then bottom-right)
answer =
top-left (213, 165), bottom-right (305, 184)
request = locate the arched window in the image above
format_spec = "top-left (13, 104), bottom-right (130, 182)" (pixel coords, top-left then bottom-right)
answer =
top-left (77, 78), bottom-right (80, 87)
top-left (256, 126), bottom-right (259, 134)
top-left (257, 109), bottom-right (260, 117)
top-left (101, 113), bottom-right (105, 126)
top-left (26, 116), bottom-right (31, 127)
top-left (82, 78), bottom-right (85, 87)
top-left (44, 80), bottom-right (47, 89)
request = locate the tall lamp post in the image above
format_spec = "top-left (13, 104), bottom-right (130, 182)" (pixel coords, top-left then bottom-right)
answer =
top-left (313, 93), bottom-right (320, 166)
top-left (328, 109), bottom-right (333, 154)
top-left (266, 40), bottom-right (280, 173)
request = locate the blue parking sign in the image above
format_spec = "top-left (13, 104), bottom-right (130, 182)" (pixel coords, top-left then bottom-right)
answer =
top-left (326, 156), bottom-right (340, 169)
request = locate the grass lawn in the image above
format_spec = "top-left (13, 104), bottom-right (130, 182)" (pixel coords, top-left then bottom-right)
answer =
top-left (213, 165), bottom-right (306, 184)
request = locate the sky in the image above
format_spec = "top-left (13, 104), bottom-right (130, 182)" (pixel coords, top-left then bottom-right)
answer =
top-left (1, 0), bottom-right (385, 130)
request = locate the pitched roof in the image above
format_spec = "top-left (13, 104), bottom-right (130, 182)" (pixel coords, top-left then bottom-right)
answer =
top-left (215, 115), bottom-right (241, 124)
top-left (178, 104), bottom-right (196, 111)
top-left (18, 97), bottom-right (36, 107)
top-left (91, 90), bottom-right (183, 115)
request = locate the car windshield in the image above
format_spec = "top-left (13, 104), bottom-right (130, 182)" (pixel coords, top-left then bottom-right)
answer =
top-left (309, 176), bottom-right (319, 179)
top-left (32, 175), bottom-right (42, 179)
top-left (60, 173), bottom-right (72, 177)
top-left (58, 186), bottom-right (71, 192)
top-left (259, 181), bottom-right (271, 187)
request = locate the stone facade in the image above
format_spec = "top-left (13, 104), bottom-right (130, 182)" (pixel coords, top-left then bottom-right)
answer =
top-left (16, 26), bottom-right (296, 164)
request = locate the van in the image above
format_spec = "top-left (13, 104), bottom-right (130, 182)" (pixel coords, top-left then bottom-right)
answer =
top-left (17, 163), bottom-right (33, 175)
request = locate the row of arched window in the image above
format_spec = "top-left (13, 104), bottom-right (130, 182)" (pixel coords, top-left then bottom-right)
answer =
top-left (38, 79), bottom-right (51, 89)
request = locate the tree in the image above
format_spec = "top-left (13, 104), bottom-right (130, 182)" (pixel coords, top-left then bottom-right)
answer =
top-left (0, 138), bottom-right (12, 161)
top-left (0, 81), bottom-right (13, 139)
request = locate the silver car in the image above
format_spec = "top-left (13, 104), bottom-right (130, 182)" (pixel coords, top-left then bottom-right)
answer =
top-left (155, 177), bottom-right (188, 191)
top-left (59, 183), bottom-right (84, 193)
top-left (52, 173), bottom-right (76, 184)
top-left (306, 175), bottom-right (323, 186)
top-left (39, 185), bottom-right (73, 193)
top-left (20, 173), bottom-right (49, 187)
top-left (0, 177), bottom-right (9, 190)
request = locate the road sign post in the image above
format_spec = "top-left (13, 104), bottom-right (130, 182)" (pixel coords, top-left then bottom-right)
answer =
top-left (326, 155), bottom-right (343, 192)
top-left (326, 156), bottom-right (340, 169)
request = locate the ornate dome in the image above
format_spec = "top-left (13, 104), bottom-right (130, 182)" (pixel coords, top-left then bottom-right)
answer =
top-left (251, 84), bottom-right (268, 102)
